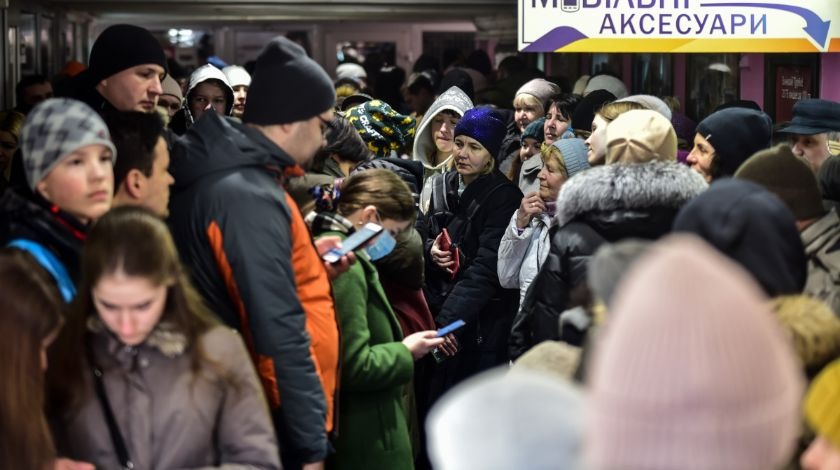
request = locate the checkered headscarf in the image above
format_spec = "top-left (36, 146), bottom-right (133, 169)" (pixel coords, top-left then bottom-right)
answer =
top-left (21, 98), bottom-right (117, 191)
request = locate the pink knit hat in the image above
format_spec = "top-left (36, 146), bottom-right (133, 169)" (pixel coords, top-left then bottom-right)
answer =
top-left (586, 235), bottom-right (804, 470)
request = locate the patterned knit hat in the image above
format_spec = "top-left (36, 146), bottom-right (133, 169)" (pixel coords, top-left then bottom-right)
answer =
top-left (454, 107), bottom-right (507, 161)
top-left (346, 99), bottom-right (416, 158)
top-left (735, 143), bottom-right (826, 220)
top-left (21, 98), bottom-right (117, 191)
top-left (586, 234), bottom-right (804, 470)
top-left (805, 359), bottom-right (840, 450)
top-left (605, 109), bottom-right (677, 164)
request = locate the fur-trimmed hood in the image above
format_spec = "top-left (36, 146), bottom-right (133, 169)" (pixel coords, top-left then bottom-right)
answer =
top-left (556, 161), bottom-right (707, 228)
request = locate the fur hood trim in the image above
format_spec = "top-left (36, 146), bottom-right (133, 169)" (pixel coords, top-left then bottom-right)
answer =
top-left (556, 161), bottom-right (707, 227)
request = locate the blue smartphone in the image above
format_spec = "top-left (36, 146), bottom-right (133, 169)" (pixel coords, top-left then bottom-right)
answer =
top-left (436, 319), bottom-right (466, 337)
top-left (322, 223), bottom-right (383, 264)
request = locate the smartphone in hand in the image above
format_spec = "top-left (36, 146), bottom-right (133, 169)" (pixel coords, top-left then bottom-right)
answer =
top-left (322, 223), bottom-right (383, 264)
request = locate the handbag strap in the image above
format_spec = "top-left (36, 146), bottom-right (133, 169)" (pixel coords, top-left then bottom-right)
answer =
top-left (87, 343), bottom-right (134, 469)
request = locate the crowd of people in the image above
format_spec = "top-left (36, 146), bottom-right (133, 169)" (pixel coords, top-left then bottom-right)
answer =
top-left (3, 21), bottom-right (840, 470)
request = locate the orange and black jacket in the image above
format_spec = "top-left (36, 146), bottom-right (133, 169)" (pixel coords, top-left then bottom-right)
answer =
top-left (168, 112), bottom-right (337, 463)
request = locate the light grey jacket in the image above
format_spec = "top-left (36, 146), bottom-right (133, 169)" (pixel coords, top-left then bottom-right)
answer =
top-left (58, 323), bottom-right (280, 469)
top-left (803, 208), bottom-right (840, 316)
top-left (497, 210), bottom-right (555, 308)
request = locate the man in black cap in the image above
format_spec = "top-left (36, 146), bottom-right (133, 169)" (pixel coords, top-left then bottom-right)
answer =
top-left (777, 98), bottom-right (840, 172)
top-left (66, 24), bottom-right (167, 113)
top-left (168, 36), bottom-right (341, 470)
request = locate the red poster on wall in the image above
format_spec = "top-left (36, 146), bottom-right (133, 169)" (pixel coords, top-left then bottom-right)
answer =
top-left (775, 66), bottom-right (813, 123)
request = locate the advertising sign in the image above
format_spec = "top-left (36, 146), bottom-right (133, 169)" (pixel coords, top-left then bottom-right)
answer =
top-left (519, 0), bottom-right (840, 53)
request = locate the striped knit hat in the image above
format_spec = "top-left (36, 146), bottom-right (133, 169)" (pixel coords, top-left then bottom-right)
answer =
top-left (586, 234), bottom-right (804, 470)
top-left (805, 359), bottom-right (840, 449)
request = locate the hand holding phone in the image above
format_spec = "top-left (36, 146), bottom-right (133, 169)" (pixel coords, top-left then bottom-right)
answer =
top-left (322, 223), bottom-right (382, 264)
top-left (436, 319), bottom-right (465, 337)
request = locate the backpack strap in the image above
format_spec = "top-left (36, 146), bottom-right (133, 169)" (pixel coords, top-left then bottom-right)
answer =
top-left (7, 239), bottom-right (76, 302)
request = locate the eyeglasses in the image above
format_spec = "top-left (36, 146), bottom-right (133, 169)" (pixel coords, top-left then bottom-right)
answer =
top-left (318, 115), bottom-right (335, 137)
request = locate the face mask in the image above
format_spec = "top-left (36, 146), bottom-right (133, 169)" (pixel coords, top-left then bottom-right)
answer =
top-left (366, 230), bottom-right (396, 261)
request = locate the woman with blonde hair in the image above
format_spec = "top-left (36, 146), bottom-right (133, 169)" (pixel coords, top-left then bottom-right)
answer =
top-left (585, 100), bottom-right (647, 165)
top-left (47, 206), bottom-right (279, 469)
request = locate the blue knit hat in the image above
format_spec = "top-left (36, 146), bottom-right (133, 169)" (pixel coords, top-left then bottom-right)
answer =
top-left (551, 138), bottom-right (589, 178)
top-left (521, 117), bottom-right (546, 146)
top-left (454, 107), bottom-right (507, 160)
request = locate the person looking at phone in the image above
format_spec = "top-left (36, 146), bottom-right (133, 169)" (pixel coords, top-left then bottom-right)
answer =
top-left (308, 169), bottom-right (444, 469)
top-left (423, 107), bottom-right (522, 391)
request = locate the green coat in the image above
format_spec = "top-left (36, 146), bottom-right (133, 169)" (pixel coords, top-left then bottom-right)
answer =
top-left (323, 232), bottom-right (415, 470)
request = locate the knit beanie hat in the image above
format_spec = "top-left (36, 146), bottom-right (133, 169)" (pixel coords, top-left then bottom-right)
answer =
top-left (571, 89), bottom-right (616, 133)
top-left (606, 109), bottom-right (678, 164)
top-left (586, 234), bottom-right (804, 470)
top-left (696, 107), bottom-right (773, 178)
top-left (520, 117), bottom-right (545, 145)
top-left (771, 295), bottom-right (840, 373)
top-left (428, 368), bottom-right (584, 470)
top-left (335, 62), bottom-right (367, 82)
top-left (673, 178), bottom-right (807, 297)
top-left (454, 107), bottom-right (507, 160)
top-left (549, 137), bottom-right (589, 177)
top-left (515, 78), bottom-right (561, 108)
top-left (616, 94), bottom-right (672, 121)
top-left (161, 75), bottom-right (183, 101)
top-left (735, 143), bottom-right (826, 220)
top-left (584, 74), bottom-right (628, 99)
top-left (805, 359), bottom-right (840, 450)
top-left (21, 98), bottom-right (117, 191)
top-left (346, 99), bottom-right (416, 158)
top-left (587, 238), bottom-right (652, 308)
top-left (88, 24), bottom-right (167, 84)
top-left (222, 65), bottom-right (251, 88)
top-left (243, 36), bottom-right (335, 125)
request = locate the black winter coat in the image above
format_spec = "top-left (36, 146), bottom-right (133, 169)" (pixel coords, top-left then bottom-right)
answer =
top-left (510, 161), bottom-right (708, 359)
top-left (423, 169), bottom-right (522, 381)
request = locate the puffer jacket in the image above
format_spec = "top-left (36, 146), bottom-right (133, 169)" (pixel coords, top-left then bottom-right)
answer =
top-left (801, 209), bottom-right (840, 316)
top-left (510, 161), bottom-right (707, 359)
top-left (497, 211), bottom-right (554, 309)
top-left (57, 324), bottom-right (280, 469)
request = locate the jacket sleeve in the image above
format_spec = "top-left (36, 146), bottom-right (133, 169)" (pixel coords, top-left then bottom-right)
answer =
top-left (497, 210), bottom-right (533, 289)
top-left (330, 260), bottom-right (414, 392)
top-left (209, 187), bottom-right (327, 463)
top-left (436, 184), bottom-right (523, 329)
top-left (192, 328), bottom-right (281, 470)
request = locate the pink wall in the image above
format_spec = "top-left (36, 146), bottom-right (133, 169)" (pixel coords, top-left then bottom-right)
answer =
top-left (821, 54), bottom-right (840, 102)
top-left (739, 53), bottom-right (765, 109)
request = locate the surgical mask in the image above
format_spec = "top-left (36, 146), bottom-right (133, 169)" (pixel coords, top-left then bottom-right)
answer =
top-left (366, 230), bottom-right (396, 261)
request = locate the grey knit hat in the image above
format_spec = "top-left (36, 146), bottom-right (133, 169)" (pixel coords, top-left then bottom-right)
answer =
top-left (515, 78), bottom-right (561, 108)
top-left (21, 98), bottom-right (116, 191)
top-left (551, 138), bottom-right (589, 178)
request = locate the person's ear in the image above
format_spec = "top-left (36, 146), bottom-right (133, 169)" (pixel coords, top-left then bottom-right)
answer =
top-left (36, 180), bottom-right (52, 202)
top-left (361, 205), bottom-right (378, 224)
top-left (124, 169), bottom-right (147, 199)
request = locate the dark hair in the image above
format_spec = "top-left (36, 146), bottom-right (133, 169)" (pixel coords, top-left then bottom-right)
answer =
top-left (336, 169), bottom-right (415, 223)
top-left (313, 115), bottom-right (371, 172)
top-left (466, 50), bottom-right (493, 77)
top-left (47, 206), bottom-right (220, 412)
top-left (407, 71), bottom-right (437, 95)
top-left (105, 111), bottom-right (165, 189)
top-left (498, 56), bottom-right (526, 76)
top-left (15, 75), bottom-right (50, 105)
top-left (0, 249), bottom-right (63, 469)
top-left (412, 54), bottom-right (440, 75)
top-left (545, 93), bottom-right (582, 120)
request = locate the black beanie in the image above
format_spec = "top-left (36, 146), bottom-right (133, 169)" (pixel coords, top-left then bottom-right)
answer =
top-left (88, 24), bottom-right (167, 84)
top-left (571, 89), bottom-right (616, 134)
top-left (243, 37), bottom-right (335, 125)
top-left (696, 107), bottom-right (772, 178)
